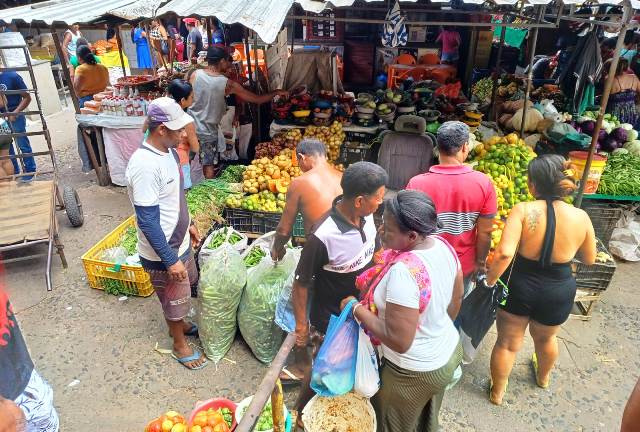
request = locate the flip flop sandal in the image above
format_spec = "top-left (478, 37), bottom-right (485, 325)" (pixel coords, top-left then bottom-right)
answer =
top-left (172, 349), bottom-right (208, 370)
top-left (279, 367), bottom-right (302, 385)
top-left (489, 379), bottom-right (508, 406)
top-left (531, 353), bottom-right (549, 389)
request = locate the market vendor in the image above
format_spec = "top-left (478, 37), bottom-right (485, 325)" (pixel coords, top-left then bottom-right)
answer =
top-left (125, 97), bottom-right (206, 370)
top-left (184, 18), bottom-right (203, 63)
top-left (608, 58), bottom-right (640, 128)
top-left (188, 45), bottom-right (288, 178)
top-left (291, 161), bottom-right (387, 429)
top-left (73, 45), bottom-right (110, 108)
top-left (62, 23), bottom-right (83, 77)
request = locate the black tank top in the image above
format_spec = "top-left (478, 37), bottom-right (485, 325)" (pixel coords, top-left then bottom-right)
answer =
top-left (513, 199), bottom-right (572, 278)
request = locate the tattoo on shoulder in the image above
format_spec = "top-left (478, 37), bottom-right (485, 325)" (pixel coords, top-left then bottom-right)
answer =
top-left (526, 208), bottom-right (542, 232)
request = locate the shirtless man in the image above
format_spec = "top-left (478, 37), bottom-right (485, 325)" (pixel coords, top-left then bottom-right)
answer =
top-left (271, 138), bottom-right (343, 260)
top-left (270, 138), bottom-right (342, 384)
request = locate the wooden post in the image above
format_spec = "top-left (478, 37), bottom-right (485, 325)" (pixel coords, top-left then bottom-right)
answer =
top-left (206, 18), bottom-right (213, 47)
top-left (254, 31), bottom-right (261, 142)
top-left (519, 7), bottom-right (542, 137)
top-left (144, 22), bottom-right (157, 77)
top-left (575, 5), bottom-right (632, 207)
top-left (115, 25), bottom-right (127, 77)
top-left (51, 28), bottom-right (80, 113)
top-left (489, 24), bottom-right (506, 122)
top-left (244, 32), bottom-right (254, 86)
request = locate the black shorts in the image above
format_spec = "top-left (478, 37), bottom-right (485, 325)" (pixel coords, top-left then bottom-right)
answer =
top-left (499, 256), bottom-right (576, 326)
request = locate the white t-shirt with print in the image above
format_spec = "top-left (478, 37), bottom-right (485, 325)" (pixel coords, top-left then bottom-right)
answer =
top-left (373, 238), bottom-right (460, 372)
top-left (125, 142), bottom-right (191, 262)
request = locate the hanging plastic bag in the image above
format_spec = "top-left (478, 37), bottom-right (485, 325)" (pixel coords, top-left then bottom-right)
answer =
top-left (458, 281), bottom-right (502, 364)
top-left (198, 244), bottom-right (247, 363)
top-left (199, 226), bottom-right (248, 268)
top-left (354, 328), bottom-right (380, 398)
top-left (311, 300), bottom-right (359, 397)
top-left (274, 248), bottom-right (303, 333)
top-left (237, 248), bottom-right (298, 363)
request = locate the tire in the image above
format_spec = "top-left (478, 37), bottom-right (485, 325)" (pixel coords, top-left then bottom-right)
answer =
top-left (63, 186), bottom-right (84, 227)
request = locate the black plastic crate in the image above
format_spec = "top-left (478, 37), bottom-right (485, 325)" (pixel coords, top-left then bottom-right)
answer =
top-left (573, 238), bottom-right (617, 291)
top-left (581, 201), bottom-right (623, 246)
top-left (223, 208), bottom-right (281, 235)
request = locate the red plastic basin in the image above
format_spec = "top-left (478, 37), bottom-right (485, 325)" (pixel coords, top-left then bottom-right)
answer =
top-left (188, 398), bottom-right (237, 429)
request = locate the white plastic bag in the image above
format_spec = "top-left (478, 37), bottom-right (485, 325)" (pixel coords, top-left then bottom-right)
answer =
top-left (610, 208), bottom-right (640, 261)
top-left (198, 227), bottom-right (248, 268)
top-left (354, 328), bottom-right (380, 398)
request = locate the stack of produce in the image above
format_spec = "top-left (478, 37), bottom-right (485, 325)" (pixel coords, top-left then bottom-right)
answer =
top-left (255, 129), bottom-right (301, 159)
top-left (190, 407), bottom-right (233, 432)
top-left (241, 151), bottom-right (302, 195)
top-left (144, 411), bottom-right (187, 432)
top-left (234, 191), bottom-right (287, 213)
top-left (187, 179), bottom-right (241, 234)
top-left (597, 152), bottom-right (640, 196)
top-left (570, 112), bottom-right (637, 153)
top-left (218, 165), bottom-right (245, 183)
top-left (304, 121), bottom-right (346, 162)
top-left (471, 77), bottom-right (493, 103)
top-left (472, 133), bottom-right (536, 253)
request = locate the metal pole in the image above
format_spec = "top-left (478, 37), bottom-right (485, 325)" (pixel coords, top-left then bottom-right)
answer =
top-left (51, 28), bottom-right (80, 113)
top-left (144, 22), bottom-right (157, 76)
top-left (115, 25), bottom-right (127, 77)
top-left (253, 31), bottom-right (261, 142)
top-left (520, 7), bottom-right (542, 137)
top-left (490, 25), bottom-right (506, 122)
top-left (575, 5), bottom-right (632, 207)
top-left (244, 31), bottom-right (254, 87)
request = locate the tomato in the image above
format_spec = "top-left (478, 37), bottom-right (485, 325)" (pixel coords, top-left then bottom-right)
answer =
top-left (171, 424), bottom-right (186, 432)
top-left (162, 419), bottom-right (174, 432)
top-left (147, 419), bottom-right (163, 432)
top-left (192, 413), bottom-right (208, 427)
top-left (202, 427), bottom-right (214, 432)
top-left (189, 427), bottom-right (202, 432)
top-left (206, 412), bottom-right (224, 427)
top-left (212, 423), bottom-right (229, 432)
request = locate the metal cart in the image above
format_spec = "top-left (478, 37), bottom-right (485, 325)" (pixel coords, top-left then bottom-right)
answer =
top-left (0, 39), bottom-right (83, 291)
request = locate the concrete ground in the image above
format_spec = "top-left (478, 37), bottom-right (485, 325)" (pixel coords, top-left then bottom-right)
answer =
top-left (4, 108), bottom-right (639, 431)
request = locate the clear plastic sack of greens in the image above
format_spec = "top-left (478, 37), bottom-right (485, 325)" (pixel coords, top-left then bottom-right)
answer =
top-left (198, 244), bottom-right (247, 363)
top-left (238, 248), bottom-right (297, 364)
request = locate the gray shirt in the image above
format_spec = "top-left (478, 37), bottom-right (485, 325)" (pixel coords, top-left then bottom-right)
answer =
top-left (187, 28), bottom-right (203, 59)
top-left (188, 70), bottom-right (228, 150)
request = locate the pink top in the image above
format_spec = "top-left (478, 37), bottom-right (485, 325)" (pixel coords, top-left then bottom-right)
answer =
top-left (437, 30), bottom-right (461, 55)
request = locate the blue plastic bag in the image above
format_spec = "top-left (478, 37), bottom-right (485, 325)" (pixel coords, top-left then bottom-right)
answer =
top-left (311, 300), bottom-right (359, 397)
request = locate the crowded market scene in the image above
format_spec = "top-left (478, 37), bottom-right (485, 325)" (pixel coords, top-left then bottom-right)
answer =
top-left (1, 0), bottom-right (640, 430)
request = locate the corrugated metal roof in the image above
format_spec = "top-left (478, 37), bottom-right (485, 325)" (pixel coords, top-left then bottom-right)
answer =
top-left (156, 0), bottom-right (295, 44)
top-left (2, 0), bottom-right (636, 44)
top-left (1, 0), bottom-right (141, 25)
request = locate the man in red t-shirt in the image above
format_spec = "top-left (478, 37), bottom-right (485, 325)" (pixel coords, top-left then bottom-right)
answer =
top-left (407, 121), bottom-right (496, 294)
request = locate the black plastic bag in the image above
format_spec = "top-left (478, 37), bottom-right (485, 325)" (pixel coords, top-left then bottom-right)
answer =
top-left (458, 282), bottom-right (502, 364)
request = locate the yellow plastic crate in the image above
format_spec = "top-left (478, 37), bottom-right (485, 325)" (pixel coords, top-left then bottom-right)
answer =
top-left (81, 215), bottom-right (154, 297)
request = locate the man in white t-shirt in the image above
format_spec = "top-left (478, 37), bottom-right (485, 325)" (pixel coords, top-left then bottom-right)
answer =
top-left (125, 97), bottom-right (206, 370)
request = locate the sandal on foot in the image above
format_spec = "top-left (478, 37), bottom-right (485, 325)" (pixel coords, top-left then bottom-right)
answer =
top-left (279, 367), bottom-right (303, 385)
top-left (172, 349), bottom-right (208, 370)
top-left (489, 379), bottom-right (508, 406)
top-left (531, 353), bottom-right (549, 389)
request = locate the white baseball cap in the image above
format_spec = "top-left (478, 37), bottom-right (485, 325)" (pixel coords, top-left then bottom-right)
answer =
top-left (147, 96), bottom-right (193, 131)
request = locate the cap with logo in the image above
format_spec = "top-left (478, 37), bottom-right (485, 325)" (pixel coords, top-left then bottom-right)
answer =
top-left (146, 97), bottom-right (194, 131)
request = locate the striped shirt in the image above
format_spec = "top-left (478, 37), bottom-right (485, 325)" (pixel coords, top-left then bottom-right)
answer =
top-left (407, 164), bottom-right (497, 275)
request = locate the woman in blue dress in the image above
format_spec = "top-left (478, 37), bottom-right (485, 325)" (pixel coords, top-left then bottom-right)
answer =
top-left (133, 24), bottom-right (153, 70)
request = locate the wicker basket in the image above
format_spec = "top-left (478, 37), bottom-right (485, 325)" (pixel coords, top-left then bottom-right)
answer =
top-left (581, 201), bottom-right (623, 246)
top-left (573, 238), bottom-right (617, 291)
